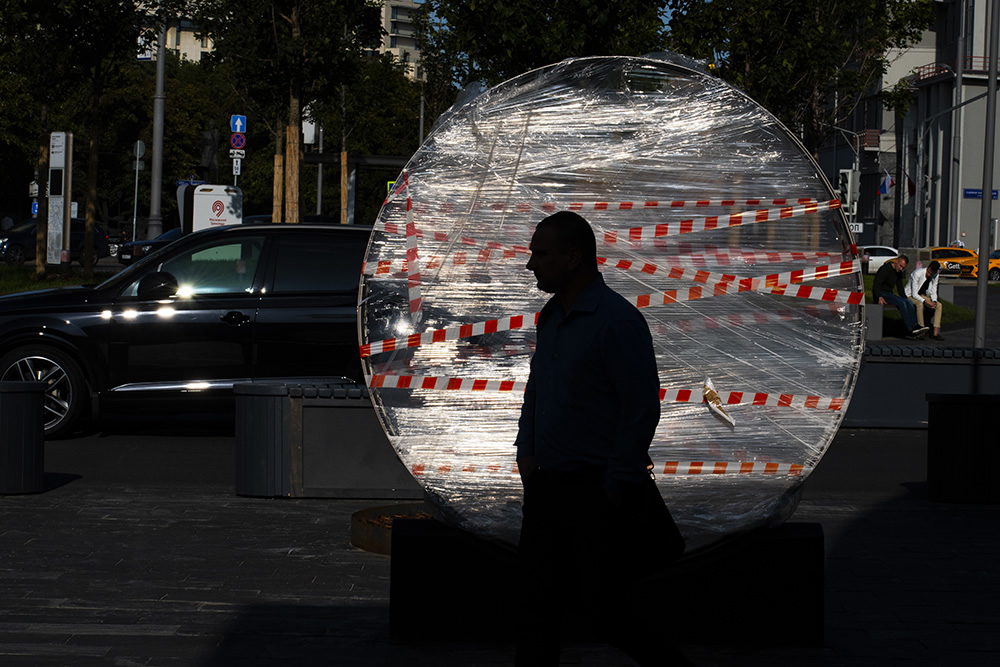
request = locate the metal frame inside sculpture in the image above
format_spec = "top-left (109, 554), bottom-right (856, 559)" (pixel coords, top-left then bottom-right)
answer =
top-left (358, 55), bottom-right (864, 551)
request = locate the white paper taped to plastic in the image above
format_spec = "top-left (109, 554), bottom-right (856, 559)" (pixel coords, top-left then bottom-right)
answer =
top-left (358, 55), bottom-right (863, 550)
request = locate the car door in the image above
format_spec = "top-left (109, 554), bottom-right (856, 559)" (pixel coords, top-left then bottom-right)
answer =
top-left (252, 230), bottom-right (368, 383)
top-left (106, 232), bottom-right (267, 394)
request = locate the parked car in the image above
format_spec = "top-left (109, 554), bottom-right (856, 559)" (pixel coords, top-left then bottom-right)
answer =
top-left (958, 249), bottom-right (1000, 281)
top-left (0, 218), bottom-right (112, 265)
top-left (0, 224), bottom-right (370, 437)
top-left (861, 245), bottom-right (898, 274)
top-left (118, 227), bottom-right (183, 265)
top-left (929, 246), bottom-right (978, 276)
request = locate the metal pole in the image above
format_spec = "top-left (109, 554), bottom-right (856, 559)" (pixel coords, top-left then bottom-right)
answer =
top-left (948, 0), bottom-right (966, 243)
top-left (316, 125), bottom-right (323, 215)
top-left (974, 0), bottom-right (1000, 348)
top-left (147, 21), bottom-right (167, 240)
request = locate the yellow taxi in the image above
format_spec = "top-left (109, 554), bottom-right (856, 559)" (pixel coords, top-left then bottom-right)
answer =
top-left (929, 246), bottom-right (977, 276)
top-left (958, 249), bottom-right (1000, 281)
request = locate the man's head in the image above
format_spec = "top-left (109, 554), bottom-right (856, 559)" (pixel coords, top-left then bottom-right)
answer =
top-left (526, 211), bottom-right (598, 294)
top-left (927, 260), bottom-right (940, 277)
top-left (894, 254), bottom-right (910, 272)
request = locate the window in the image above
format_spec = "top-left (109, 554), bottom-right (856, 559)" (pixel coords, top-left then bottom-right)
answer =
top-left (125, 236), bottom-right (265, 297)
top-left (271, 235), bottom-right (366, 293)
top-left (390, 36), bottom-right (397, 48)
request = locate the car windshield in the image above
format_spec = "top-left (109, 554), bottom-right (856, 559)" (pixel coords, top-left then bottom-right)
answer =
top-left (8, 221), bottom-right (35, 234)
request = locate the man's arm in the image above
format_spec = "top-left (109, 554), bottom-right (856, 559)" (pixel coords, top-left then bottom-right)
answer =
top-left (602, 314), bottom-right (661, 497)
top-left (871, 264), bottom-right (887, 301)
top-left (514, 361), bottom-right (537, 480)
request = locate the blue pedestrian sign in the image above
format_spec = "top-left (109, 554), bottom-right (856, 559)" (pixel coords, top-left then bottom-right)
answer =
top-left (231, 115), bottom-right (247, 133)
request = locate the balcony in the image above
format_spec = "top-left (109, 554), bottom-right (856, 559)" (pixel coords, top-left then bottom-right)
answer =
top-left (855, 130), bottom-right (881, 152)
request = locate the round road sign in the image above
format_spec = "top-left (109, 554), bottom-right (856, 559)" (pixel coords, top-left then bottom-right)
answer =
top-left (230, 133), bottom-right (246, 149)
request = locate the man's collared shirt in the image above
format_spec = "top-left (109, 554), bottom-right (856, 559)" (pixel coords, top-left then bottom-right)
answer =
top-left (515, 273), bottom-right (661, 487)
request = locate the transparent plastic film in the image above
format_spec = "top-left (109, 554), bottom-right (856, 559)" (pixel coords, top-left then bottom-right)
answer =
top-left (359, 56), bottom-right (863, 549)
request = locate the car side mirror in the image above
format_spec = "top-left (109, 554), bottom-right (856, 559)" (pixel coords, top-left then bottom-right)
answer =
top-left (136, 271), bottom-right (179, 300)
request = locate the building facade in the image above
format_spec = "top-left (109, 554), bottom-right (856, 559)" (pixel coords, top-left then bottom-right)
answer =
top-left (822, 0), bottom-right (1000, 253)
top-left (382, 0), bottom-right (422, 80)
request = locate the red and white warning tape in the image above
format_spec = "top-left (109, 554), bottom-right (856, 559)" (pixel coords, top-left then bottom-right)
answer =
top-left (407, 460), bottom-right (807, 477)
top-left (360, 275), bottom-right (861, 359)
top-left (363, 246), bottom-right (844, 277)
top-left (382, 196), bottom-right (820, 216)
top-left (599, 199), bottom-right (841, 244)
top-left (361, 312), bottom-right (537, 358)
top-left (403, 174), bottom-right (423, 317)
top-left (659, 461), bottom-right (805, 476)
top-left (367, 373), bottom-right (845, 411)
top-left (604, 258), bottom-right (859, 289)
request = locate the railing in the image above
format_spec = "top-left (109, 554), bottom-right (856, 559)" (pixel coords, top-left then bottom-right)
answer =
top-left (855, 129), bottom-right (881, 151)
top-left (915, 57), bottom-right (1000, 81)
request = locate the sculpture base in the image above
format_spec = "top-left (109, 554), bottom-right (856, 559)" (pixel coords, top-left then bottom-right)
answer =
top-left (390, 518), bottom-right (824, 647)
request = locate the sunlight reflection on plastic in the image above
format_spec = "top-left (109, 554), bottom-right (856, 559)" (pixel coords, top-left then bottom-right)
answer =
top-left (359, 55), bottom-right (863, 550)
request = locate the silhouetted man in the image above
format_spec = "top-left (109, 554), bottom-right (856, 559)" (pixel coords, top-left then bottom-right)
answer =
top-left (514, 211), bottom-right (690, 666)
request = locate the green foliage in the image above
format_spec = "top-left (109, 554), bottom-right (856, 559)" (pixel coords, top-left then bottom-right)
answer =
top-left (667, 0), bottom-right (934, 153)
top-left (190, 0), bottom-right (385, 133)
top-left (414, 0), bottom-right (670, 90)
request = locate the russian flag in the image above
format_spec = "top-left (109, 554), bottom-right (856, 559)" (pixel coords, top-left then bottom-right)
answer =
top-left (879, 171), bottom-right (895, 195)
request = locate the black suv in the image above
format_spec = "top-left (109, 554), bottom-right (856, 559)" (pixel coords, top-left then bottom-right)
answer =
top-left (0, 218), bottom-right (112, 264)
top-left (0, 224), bottom-right (370, 437)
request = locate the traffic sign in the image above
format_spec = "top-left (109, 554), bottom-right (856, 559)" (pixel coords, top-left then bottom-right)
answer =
top-left (230, 133), bottom-right (246, 149)
top-left (229, 149), bottom-right (245, 158)
top-left (231, 115), bottom-right (246, 133)
top-left (233, 158), bottom-right (242, 176)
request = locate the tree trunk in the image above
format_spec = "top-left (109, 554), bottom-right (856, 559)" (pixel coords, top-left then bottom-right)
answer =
top-left (284, 6), bottom-right (302, 224)
top-left (84, 88), bottom-right (102, 281)
top-left (34, 105), bottom-right (49, 278)
top-left (272, 117), bottom-right (285, 223)
top-left (285, 124), bottom-right (300, 223)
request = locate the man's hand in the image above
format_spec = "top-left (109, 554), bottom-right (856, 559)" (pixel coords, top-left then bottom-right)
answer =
top-left (926, 300), bottom-right (938, 310)
top-left (516, 455), bottom-right (537, 482)
top-left (878, 297), bottom-right (887, 305)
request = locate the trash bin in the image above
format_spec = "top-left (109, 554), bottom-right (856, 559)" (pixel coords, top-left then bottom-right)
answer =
top-left (234, 382), bottom-right (293, 497)
top-left (0, 381), bottom-right (47, 494)
top-left (926, 393), bottom-right (1000, 503)
top-left (234, 381), bottom-right (423, 499)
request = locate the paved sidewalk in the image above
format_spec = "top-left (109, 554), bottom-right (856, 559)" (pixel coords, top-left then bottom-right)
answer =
top-left (0, 428), bottom-right (997, 666)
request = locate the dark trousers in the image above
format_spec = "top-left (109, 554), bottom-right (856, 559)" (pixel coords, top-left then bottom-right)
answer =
top-left (515, 468), bottom-right (689, 666)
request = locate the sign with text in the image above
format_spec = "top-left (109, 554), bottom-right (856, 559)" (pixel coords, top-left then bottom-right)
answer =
top-left (963, 188), bottom-right (999, 199)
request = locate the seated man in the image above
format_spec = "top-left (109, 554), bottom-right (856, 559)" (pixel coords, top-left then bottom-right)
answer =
top-left (905, 260), bottom-right (944, 341)
top-left (872, 254), bottom-right (928, 340)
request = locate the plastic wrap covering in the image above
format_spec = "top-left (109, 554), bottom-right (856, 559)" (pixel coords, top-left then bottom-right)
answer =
top-left (359, 55), bottom-right (863, 550)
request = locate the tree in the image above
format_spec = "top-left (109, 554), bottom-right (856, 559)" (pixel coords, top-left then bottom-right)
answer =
top-left (666, 0), bottom-right (935, 154)
top-left (0, 0), bottom-right (148, 279)
top-left (191, 0), bottom-right (384, 222)
top-left (414, 0), bottom-right (670, 91)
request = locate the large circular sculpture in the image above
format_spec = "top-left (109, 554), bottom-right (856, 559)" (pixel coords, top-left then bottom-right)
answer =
top-left (359, 55), bottom-right (863, 550)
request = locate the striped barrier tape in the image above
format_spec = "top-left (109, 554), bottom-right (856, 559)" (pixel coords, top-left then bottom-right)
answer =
top-left (407, 460), bottom-right (807, 477)
top-left (404, 173), bottom-right (423, 317)
top-left (371, 200), bottom-right (842, 273)
top-left (363, 246), bottom-right (845, 277)
top-left (600, 199), bottom-right (841, 244)
top-left (367, 373), bottom-right (845, 411)
top-left (360, 279), bottom-right (862, 359)
top-left (603, 258), bottom-right (860, 289)
top-left (381, 196), bottom-right (820, 215)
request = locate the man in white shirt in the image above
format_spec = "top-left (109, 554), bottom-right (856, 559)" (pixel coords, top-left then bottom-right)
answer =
top-left (905, 260), bottom-right (943, 340)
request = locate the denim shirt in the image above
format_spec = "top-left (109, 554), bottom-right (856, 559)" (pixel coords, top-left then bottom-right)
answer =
top-left (515, 273), bottom-right (661, 489)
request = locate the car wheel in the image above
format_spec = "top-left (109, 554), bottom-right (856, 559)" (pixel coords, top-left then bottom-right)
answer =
top-left (990, 268), bottom-right (1000, 282)
top-left (4, 244), bottom-right (25, 265)
top-left (0, 346), bottom-right (89, 438)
